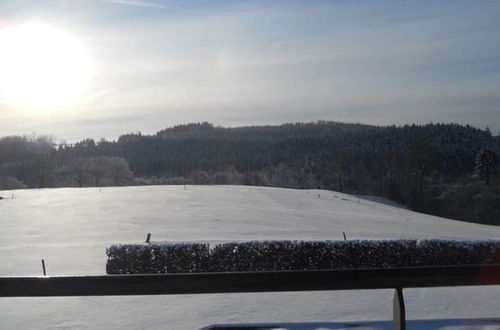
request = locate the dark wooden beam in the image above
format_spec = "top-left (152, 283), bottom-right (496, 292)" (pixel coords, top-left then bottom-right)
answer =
top-left (1, 264), bottom-right (499, 298)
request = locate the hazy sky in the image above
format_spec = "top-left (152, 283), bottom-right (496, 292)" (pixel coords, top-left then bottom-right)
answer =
top-left (1, 0), bottom-right (499, 141)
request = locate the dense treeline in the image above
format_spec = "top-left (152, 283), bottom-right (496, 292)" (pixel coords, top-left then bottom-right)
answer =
top-left (0, 135), bottom-right (134, 189)
top-left (0, 121), bottom-right (499, 225)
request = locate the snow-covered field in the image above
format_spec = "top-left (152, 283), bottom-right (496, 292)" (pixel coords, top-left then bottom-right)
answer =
top-left (0, 185), bottom-right (499, 329)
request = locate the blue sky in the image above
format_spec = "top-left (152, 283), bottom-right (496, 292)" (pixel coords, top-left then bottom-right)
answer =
top-left (1, 0), bottom-right (499, 140)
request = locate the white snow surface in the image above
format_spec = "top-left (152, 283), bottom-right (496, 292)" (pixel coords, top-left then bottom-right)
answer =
top-left (0, 185), bottom-right (499, 330)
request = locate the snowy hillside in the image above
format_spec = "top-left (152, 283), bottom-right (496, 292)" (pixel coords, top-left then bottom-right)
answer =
top-left (0, 185), bottom-right (499, 329)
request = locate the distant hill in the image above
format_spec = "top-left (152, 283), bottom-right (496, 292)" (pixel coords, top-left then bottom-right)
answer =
top-left (73, 121), bottom-right (498, 178)
top-left (1, 121), bottom-right (499, 225)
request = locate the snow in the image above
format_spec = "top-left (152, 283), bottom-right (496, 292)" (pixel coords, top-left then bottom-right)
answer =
top-left (0, 185), bottom-right (499, 329)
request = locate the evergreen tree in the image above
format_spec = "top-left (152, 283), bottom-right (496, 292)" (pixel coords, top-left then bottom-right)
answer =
top-left (475, 149), bottom-right (498, 185)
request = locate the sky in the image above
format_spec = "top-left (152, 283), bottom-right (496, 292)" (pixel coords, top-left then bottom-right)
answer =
top-left (0, 0), bottom-right (499, 141)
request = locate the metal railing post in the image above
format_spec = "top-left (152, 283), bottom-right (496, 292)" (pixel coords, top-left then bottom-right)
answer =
top-left (393, 287), bottom-right (405, 330)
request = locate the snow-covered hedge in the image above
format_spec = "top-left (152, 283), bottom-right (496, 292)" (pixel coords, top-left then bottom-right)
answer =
top-left (106, 243), bottom-right (210, 274)
top-left (415, 239), bottom-right (499, 266)
top-left (209, 240), bottom-right (419, 272)
top-left (106, 239), bottom-right (499, 274)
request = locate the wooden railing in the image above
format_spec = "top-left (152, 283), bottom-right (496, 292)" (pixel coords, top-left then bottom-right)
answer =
top-left (1, 264), bottom-right (499, 330)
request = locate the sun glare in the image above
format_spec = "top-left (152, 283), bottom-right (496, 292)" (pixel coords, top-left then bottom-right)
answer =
top-left (0, 22), bottom-right (94, 113)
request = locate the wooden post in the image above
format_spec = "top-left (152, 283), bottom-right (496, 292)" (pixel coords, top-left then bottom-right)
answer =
top-left (41, 259), bottom-right (46, 276)
top-left (145, 233), bottom-right (151, 243)
top-left (393, 287), bottom-right (406, 330)
top-left (343, 232), bottom-right (347, 240)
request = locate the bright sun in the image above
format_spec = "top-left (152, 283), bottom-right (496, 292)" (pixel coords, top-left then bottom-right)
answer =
top-left (0, 22), bottom-right (94, 113)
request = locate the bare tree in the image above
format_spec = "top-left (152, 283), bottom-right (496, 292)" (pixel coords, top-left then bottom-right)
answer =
top-left (108, 157), bottom-right (134, 186)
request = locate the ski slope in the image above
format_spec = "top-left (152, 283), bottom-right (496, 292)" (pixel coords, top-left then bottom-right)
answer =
top-left (0, 185), bottom-right (499, 330)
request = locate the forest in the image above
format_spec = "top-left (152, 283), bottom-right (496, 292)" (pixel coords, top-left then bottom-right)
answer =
top-left (1, 121), bottom-right (499, 225)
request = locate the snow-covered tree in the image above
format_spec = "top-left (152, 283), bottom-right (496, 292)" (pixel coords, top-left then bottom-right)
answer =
top-left (475, 149), bottom-right (498, 185)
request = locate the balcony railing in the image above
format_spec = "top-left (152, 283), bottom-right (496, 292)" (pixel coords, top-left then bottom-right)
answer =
top-left (1, 264), bottom-right (499, 330)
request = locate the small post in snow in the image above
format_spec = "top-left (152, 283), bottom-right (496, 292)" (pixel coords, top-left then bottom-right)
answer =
top-left (145, 233), bottom-right (151, 243)
top-left (343, 232), bottom-right (347, 241)
top-left (41, 259), bottom-right (46, 276)
top-left (318, 194), bottom-right (320, 199)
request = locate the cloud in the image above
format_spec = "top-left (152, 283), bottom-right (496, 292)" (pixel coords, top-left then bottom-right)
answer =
top-left (100, 0), bottom-right (165, 9)
top-left (1, 0), bottom-right (499, 139)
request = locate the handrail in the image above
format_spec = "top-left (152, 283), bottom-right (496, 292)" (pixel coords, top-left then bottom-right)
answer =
top-left (2, 264), bottom-right (498, 330)
top-left (1, 264), bottom-right (499, 297)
